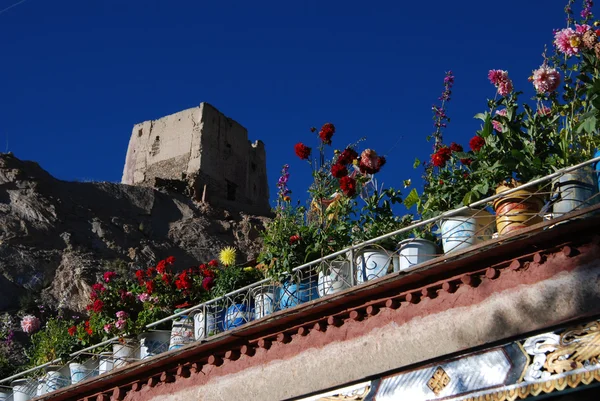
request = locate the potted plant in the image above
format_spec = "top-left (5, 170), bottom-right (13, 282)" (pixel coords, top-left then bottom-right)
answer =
top-left (209, 248), bottom-right (262, 331)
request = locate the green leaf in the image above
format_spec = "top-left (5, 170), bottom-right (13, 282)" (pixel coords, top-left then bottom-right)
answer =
top-left (413, 158), bottom-right (421, 168)
top-left (474, 113), bottom-right (487, 121)
top-left (404, 188), bottom-right (420, 209)
top-left (462, 191), bottom-right (472, 206)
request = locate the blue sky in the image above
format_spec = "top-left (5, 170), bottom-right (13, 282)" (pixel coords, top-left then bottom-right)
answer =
top-left (1, 0), bottom-right (571, 208)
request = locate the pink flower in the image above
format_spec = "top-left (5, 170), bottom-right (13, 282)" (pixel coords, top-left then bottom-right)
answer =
top-left (358, 149), bottom-right (385, 174)
top-left (103, 324), bottom-right (113, 333)
top-left (554, 27), bottom-right (587, 56)
top-left (492, 109), bottom-right (507, 132)
top-left (137, 293), bottom-right (150, 302)
top-left (488, 70), bottom-right (513, 96)
top-left (20, 315), bottom-right (41, 334)
top-left (115, 319), bottom-right (127, 331)
top-left (116, 311), bottom-right (128, 319)
top-left (537, 105), bottom-right (552, 116)
top-left (531, 66), bottom-right (561, 93)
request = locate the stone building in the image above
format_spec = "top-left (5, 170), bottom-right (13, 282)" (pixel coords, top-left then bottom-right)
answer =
top-left (121, 103), bottom-right (270, 215)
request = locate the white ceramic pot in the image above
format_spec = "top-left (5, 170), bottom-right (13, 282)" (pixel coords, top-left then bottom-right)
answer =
top-left (11, 379), bottom-right (36, 401)
top-left (552, 167), bottom-right (599, 217)
top-left (98, 352), bottom-right (114, 375)
top-left (397, 239), bottom-right (439, 272)
top-left (37, 366), bottom-right (71, 395)
top-left (169, 315), bottom-right (194, 350)
top-left (252, 286), bottom-right (277, 319)
top-left (112, 340), bottom-right (138, 369)
top-left (69, 358), bottom-right (98, 384)
top-left (318, 259), bottom-right (351, 296)
top-left (194, 307), bottom-right (219, 340)
top-left (138, 330), bottom-right (171, 359)
top-left (0, 388), bottom-right (10, 401)
top-left (440, 210), bottom-right (494, 253)
top-left (355, 249), bottom-right (393, 284)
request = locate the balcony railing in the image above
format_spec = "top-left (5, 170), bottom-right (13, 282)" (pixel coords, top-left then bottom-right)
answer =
top-left (1, 155), bottom-right (600, 400)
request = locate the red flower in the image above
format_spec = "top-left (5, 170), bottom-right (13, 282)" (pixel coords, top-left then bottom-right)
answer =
top-left (146, 267), bottom-right (156, 277)
top-left (135, 270), bottom-right (145, 283)
top-left (469, 136), bottom-right (485, 152)
top-left (318, 123), bottom-right (335, 145)
top-left (439, 180), bottom-right (444, 185)
top-left (68, 326), bottom-right (77, 336)
top-left (175, 301), bottom-right (191, 309)
top-left (596, 29), bottom-right (600, 36)
top-left (339, 176), bottom-right (357, 197)
top-left (289, 235), bottom-right (301, 244)
top-left (145, 281), bottom-right (155, 294)
top-left (337, 148), bottom-right (358, 165)
top-left (175, 272), bottom-right (192, 290)
top-left (161, 274), bottom-right (171, 285)
top-left (103, 272), bottom-right (116, 283)
top-left (166, 256), bottom-right (175, 265)
top-left (91, 299), bottom-right (104, 313)
top-left (89, 291), bottom-right (97, 301)
top-left (92, 283), bottom-right (105, 292)
top-left (208, 259), bottom-right (219, 267)
top-left (450, 142), bottom-right (463, 152)
top-left (294, 143), bottom-right (312, 160)
top-left (202, 276), bottom-right (215, 291)
top-left (156, 260), bottom-right (167, 274)
top-left (201, 267), bottom-right (216, 278)
top-left (460, 158), bottom-right (472, 166)
top-left (463, 173), bottom-right (470, 179)
top-left (331, 163), bottom-right (348, 178)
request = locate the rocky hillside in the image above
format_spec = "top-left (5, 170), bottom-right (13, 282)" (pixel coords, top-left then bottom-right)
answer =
top-left (0, 153), bottom-right (270, 313)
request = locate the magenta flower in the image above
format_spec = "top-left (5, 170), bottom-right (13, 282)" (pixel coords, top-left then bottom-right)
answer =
top-left (116, 311), bottom-right (128, 319)
top-left (137, 293), bottom-right (150, 302)
top-left (531, 66), bottom-right (561, 94)
top-left (115, 319), bottom-right (127, 331)
top-left (20, 315), bottom-right (41, 334)
top-left (103, 271), bottom-right (117, 283)
top-left (554, 28), bottom-right (581, 56)
top-left (103, 323), bottom-right (113, 333)
top-left (488, 70), bottom-right (513, 97)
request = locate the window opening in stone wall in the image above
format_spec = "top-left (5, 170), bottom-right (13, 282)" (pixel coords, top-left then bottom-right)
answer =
top-left (150, 136), bottom-right (161, 156)
top-left (138, 129), bottom-right (143, 137)
top-left (226, 180), bottom-right (237, 201)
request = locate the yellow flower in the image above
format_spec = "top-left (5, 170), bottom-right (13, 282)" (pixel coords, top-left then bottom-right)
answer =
top-left (570, 36), bottom-right (581, 48)
top-left (219, 246), bottom-right (237, 266)
top-left (243, 267), bottom-right (254, 272)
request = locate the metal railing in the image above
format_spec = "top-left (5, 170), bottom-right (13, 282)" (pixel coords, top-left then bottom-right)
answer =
top-left (1, 156), bottom-right (600, 399)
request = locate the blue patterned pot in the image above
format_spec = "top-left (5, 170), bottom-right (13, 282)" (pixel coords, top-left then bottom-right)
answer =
top-left (594, 150), bottom-right (600, 190)
top-left (278, 278), bottom-right (318, 310)
top-left (223, 303), bottom-right (253, 330)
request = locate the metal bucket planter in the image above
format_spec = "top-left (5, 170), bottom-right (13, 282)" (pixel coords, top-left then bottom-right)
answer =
top-left (552, 166), bottom-right (599, 217)
top-left (252, 285), bottom-right (277, 319)
top-left (223, 302), bottom-right (253, 331)
top-left (11, 378), bottom-right (36, 401)
top-left (355, 249), bottom-right (394, 284)
top-left (36, 365), bottom-right (71, 396)
top-left (493, 185), bottom-right (544, 235)
top-left (440, 209), bottom-right (495, 253)
top-left (278, 277), bottom-right (318, 310)
top-left (168, 314), bottom-right (194, 351)
top-left (397, 239), bottom-right (439, 272)
top-left (69, 358), bottom-right (97, 384)
top-left (317, 259), bottom-right (351, 297)
top-left (193, 306), bottom-right (220, 340)
top-left (138, 330), bottom-right (171, 359)
top-left (112, 339), bottom-right (139, 369)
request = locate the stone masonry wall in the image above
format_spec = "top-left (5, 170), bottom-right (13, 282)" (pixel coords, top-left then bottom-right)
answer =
top-left (121, 103), bottom-right (269, 215)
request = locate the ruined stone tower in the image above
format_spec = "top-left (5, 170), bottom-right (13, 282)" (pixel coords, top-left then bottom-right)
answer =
top-left (122, 103), bottom-right (270, 215)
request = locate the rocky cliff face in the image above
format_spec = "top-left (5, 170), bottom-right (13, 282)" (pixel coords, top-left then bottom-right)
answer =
top-left (0, 153), bottom-right (270, 313)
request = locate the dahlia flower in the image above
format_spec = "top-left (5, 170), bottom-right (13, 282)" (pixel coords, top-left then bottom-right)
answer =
top-left (359, 149), bottom-right (385, 174)
top-left (554, 27), bottom-right (581, 56)
top-left (488, 70), bottom-right (513, 96)
top-left (531, 66), bottom-right (561, 93)
top-left (219, 246), bottom-right (237, 267)
top-left (294, 143), bottom-right (311, 160)
top-left (318, 123), bottom-right (335, 145)
top-left (469, 136), bottom-right (485, 152)
top-left (20, 315), bottom-right (41, 334)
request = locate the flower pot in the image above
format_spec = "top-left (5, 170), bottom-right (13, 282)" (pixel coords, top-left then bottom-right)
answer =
top-left (168, 315), bottom-right (194, 351)
top-left (112, 339), bottom-right (138, 369)
top-left (0, 388), bottom-right (10, 401)
top-left (278, 278), bottom-right (318, 310)
top-left (493, 185), bottom-right (544, 235)
top-left (223, 302), bottom-right (253, 331)
top-left (397, 239), bottom-right (439, 272)
top-left (552, 166), bottom-right (599, 217)
top-left (193, 307), bottom-right (220, 340)
top-left (252, 285), bottom-right (277, 319)
top-left (317, 259), bottom-right (351, 296)
top-left (138, 330), bottom-right (171, 359)
top-left (36, 365), bottom-right (70, 396)
top-left (11, 379), bottom-right (36, 401)
top-left (98, 352), bottom-right (114, 375)
top-left (69, 358), bottom-right (98, 384)
top-left (355, 249), bottom-right (394, 284)
top-left (440, 210), bottom-right (495, 253)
